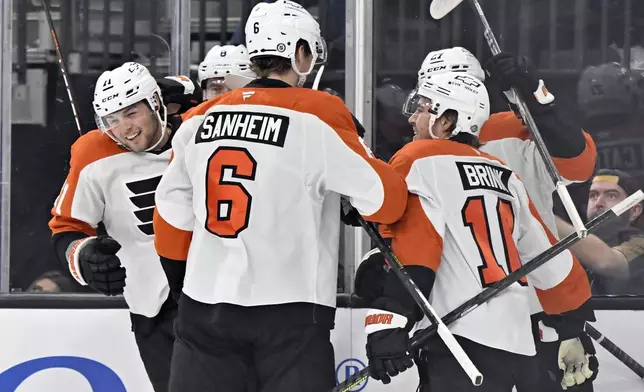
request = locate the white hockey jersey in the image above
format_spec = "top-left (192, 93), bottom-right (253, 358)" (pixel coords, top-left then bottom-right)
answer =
top-left (479, 112), bottom-right (597, 234)
top-left (383, 139), bottom-right (591, 355)
top-left (154, 81), bottom-right (408, 309)
top-left (50, 130), bottom-right (170, 317)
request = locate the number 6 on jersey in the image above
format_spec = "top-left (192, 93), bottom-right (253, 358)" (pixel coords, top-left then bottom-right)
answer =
top-left (206, 147), bottom-right (257, 238)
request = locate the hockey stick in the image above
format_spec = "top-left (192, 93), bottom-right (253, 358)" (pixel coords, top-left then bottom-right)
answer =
top-left (341, 200), bottom-right (484, 386)
top-left (312, 65), bottom-right (325, 90)
top-left (332, 190), bottom-right (644, 392)
top-left (42, 0), bottom-right (83, 135)
top-left (584, 323), bottom-right (644, 379)
top-left (429, 0), bottom-right (587, 238)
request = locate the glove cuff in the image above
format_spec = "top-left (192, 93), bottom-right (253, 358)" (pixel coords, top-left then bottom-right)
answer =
top-left (365, 309), bottom-right (408, 335)
top-left (66, 236), bottom-right (96, 286)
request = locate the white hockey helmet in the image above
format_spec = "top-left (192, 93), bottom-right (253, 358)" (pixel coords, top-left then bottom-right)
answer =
top-left (198, 45), bottom-right (256, 89)
top-left (93, 62), bottom-right (168, 151)
top-left (417, 47), bottom-right (485, 84)
top-left (404, 72), bottom-right (490, 137)
top-left (245, 0), bottom-right (327, 85)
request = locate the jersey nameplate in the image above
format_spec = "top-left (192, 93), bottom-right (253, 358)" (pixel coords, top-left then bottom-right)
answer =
top-left (196, 111), bottom-right (289, 148)
top-left (456, 161), bottom-right (512, 197)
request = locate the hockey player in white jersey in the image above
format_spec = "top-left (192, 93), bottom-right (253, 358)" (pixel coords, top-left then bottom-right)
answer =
top-left (152, 1), bottom-right (408, 391)
top-left (49, 62), bottom-right (201, 392)
top-left (198, 44), bottom-right (257, 100)
top-left (363, 72), bottom-right (591, 391)
top-left (357, 47), bottom-right (599, 391)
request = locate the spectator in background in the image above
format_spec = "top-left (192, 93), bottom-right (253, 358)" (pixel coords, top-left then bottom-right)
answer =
top-left (27, 271), bottom-right (75, 293)
top-left (577, 63), bottom-right (644, 185)
top-left (557, 169), bottom-right (644, 295)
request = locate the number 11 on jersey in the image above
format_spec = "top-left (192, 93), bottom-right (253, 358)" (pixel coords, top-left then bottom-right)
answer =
top-left (462, 196), bottom-right (528, 287)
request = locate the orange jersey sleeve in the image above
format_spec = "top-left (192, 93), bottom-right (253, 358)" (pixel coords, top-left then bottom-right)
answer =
top-left (49, 130), bottom-right (127, 236)
top-left (480, 112), bottom-right (597, 182)
top-left (153, 208), bottom-right (192, 261)
top-left (526, 201), bottom-right (591, 315)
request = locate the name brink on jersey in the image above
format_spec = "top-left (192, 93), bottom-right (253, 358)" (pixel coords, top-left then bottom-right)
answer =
top-left (196, 111), bottom-right (289, 148)
top-left (456, 161), bottom-right (513, 197)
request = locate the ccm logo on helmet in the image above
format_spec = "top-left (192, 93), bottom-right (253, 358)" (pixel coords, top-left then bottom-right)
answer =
top-left (426, 65), bottom-right (447, 73)
top-left (101, 93), bottom-right (119, 103)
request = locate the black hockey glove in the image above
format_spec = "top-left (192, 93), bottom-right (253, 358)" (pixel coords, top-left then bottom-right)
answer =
top-left (354, 249), bottom-right (389, 304)
top-left (365, 297), bottom-right (415, 384)
top-left (70, 235), bottom-right (126, 296)
top-left (484, 52), bottom-right (554, 113)
top-left (157, 76), bottom-right (203, 116)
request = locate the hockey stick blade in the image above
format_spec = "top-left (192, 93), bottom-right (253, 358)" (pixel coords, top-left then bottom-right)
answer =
top-left (585, 323), bottom-right (644, 379)
top-left (430, 0), bottom-right (465, 19)
top-left (331, 191), bottom-right (644, 392)
top-left (312, 65), bottom-right (325, 90)
top-left (345, 200), bottom-right (483, 386)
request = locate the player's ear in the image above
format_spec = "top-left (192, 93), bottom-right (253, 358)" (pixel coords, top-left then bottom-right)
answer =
top-left (438, 114), bottom-right (454, 134)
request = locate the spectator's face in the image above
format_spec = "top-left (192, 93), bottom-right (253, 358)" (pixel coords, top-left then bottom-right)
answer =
top-left (104, 100), bottom-right (161, 152)
top-left (587, 181), bottom-right (629, 220)
top-left (28, 278), bottom-right (61, 293)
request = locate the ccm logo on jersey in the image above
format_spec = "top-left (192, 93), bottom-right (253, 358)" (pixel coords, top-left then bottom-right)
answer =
top-left (457, 162), bottom-right (512, 197)
top-left (196, 111), bottom-right (289, 148)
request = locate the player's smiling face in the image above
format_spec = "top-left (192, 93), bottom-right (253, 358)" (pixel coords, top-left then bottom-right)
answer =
top-left (105, 100), bottom-right (162, 152)
top-left (409, 97), bottom-right (432, 140)
top-left (408, 96), bottom-right (451, 141)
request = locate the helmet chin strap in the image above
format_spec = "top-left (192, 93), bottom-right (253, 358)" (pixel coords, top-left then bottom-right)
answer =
top-left (144, 106), bottom-right (169, 152)
top-left (428, 113), bottom-right (441, 139)
top-left (291, 57), bottom-right (315, 87)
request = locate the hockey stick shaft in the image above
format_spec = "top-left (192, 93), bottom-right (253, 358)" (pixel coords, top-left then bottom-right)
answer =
top-left (584, 323), bottom-right (644, 379)
top-left (332, 191), bottom-right (644, 392)
top-left (43, 0), bottom-right (83, 135)
top-left (344, 200), bottom-right (483, 386)
top-left (468, 0), bottom-right (586, 237)
top-left (312, 65), bottom-right (325, 90)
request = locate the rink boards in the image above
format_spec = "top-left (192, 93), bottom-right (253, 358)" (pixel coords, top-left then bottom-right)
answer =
top-left (0, 307), bottom-right (642, 392)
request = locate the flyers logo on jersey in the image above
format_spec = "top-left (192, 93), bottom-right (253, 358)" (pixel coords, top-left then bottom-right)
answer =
top-left (456, 162), bottom-right (512, 197)
top-left (196, 111), bottom-right (289, 147)
top-left (125, 175), bottom-right (163, 235)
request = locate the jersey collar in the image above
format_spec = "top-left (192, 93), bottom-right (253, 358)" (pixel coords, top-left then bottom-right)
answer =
top-left (246, 78), bottom-right (292, 89)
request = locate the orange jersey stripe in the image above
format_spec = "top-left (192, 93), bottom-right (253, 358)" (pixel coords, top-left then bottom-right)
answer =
top-left (528, 201), bottom-right (591, 314)
top-left (153, 208), bottom-right (192, 261)
top-left (388, 194), bottom-right (443, 272)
